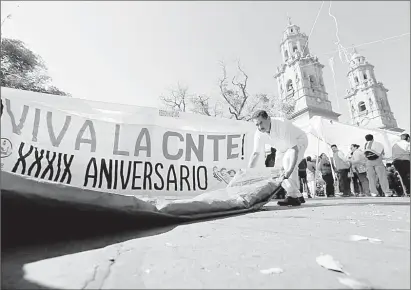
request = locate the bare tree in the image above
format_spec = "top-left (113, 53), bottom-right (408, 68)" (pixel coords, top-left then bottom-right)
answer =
top-left (159, 83), bottom-right (223, 117)
top-left (158, 63), bottom-right (297, 121)
top-left (217, 60), bottom-right (296, 121)
top-left (190, 95), bottom-right (223, 117)
top-left (218, 62), bottom-right (295, 121)
top-left (159, 83), bottom-right (189, 113)
top-left (218, 61), bottom-right (250, 120)
top-left (242, 93), bottom-right (271, 120)
top-left (269, 94), bottom-right (297, 119)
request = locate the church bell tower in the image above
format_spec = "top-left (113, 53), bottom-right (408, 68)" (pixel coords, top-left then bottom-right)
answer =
top-left (274, 18), bottom-right (340, 127)
top-left (344, 50), bottom-right (404, 132)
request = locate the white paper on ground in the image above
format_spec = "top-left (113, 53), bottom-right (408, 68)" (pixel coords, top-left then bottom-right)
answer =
top-left (316, 254), bottom-right (345, 274)
top-left (349, 235), bottom-right (382, 244)
top-left (260, 268), bottom-right (284, 275)
top-left (337, 277), bottom-right (373, 289)
top-left (392, 228), bottom-right (410, 233)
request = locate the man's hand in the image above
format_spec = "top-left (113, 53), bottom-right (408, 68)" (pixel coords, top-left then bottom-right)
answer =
top-left (284, 169), bottom-right (292, 179)
top-left (248, 152), bottom-right (260, 169)
top-left (276, 172), bottom-right (285, 182)
top-left (277, 170), bottom-right (291, 182)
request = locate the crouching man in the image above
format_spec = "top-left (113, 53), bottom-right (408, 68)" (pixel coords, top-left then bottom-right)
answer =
top-left (248, 110), bottom-right (308, 206)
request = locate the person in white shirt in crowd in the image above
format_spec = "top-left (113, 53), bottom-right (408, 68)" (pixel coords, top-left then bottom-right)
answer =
top-left (331, 144), bottom-right (351, 197)
top-left (350, 144), bottom-right (370, 197)
top-left (317, 153), bottom-right (335, 197)
top-left (364, 134), bottom-right (390, 197)
top-left (392, 133), bottom-right (410, 195)
top-left (347, 151), bottom-right (356, 195)
top-left (298, 158), bottom-right (310, 197)
top-left (306, 156), bottom-right (316, 197)
top-left (248, 110), bottom-right (308, 206)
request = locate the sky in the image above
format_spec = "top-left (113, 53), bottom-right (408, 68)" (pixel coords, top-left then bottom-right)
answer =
top-left (1, 1), bottom-right (410, 131)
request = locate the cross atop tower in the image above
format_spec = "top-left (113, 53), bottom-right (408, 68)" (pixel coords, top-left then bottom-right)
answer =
top-left (287, 14), bottom-right (292, 26)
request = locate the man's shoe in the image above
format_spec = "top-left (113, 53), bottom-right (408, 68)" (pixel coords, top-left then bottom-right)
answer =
top-left (299, 196), bottom-right (306, 203)
top-left (277, 196), bottom-right (301, 206)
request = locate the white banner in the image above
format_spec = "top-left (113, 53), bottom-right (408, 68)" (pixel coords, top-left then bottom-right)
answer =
top-left (1, 87), bottom-right (261, 199)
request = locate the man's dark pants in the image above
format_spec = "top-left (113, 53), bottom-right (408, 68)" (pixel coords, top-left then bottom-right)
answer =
top-left (299, 171), bottom-right (308, 193)
top-left (393, 160), bottom-right (410, 195)
top-left (322, 173), bottom-right (335, 197)
top-left (338, 169), bottom-right (351, 196)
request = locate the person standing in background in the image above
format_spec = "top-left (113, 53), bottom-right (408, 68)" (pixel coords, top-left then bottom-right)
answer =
top-left (350, 144), bottom-right (370, 196)
top-left (392, 133), bottom-right (410, 196)
top-left (347, 151), bottom-right (357, 195)
top-left (364, 134), bottom-right (390, 197)
top-left (265, 147), bottom-right (277, 168)
top-left (331, 144), bottom-right (351, 197)
top-left (298, 158), bottom-right (309, 197)
top-left (306, 156), bottom-right (316, 198)
top-left (386, 163), bottom-right (404, 196)
top-left (317, 153), bottom-right (335, 197)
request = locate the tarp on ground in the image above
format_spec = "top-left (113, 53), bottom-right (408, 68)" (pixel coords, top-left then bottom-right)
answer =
top-left (0, 87), bottom-right (279, 219)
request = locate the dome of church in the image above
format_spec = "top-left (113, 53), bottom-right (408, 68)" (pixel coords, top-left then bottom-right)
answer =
top-left (350, 51), bottom-right (361, 61)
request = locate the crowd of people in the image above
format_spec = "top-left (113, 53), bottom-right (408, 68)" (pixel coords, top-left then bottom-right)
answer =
top-left (297, 133), bottom-right (410, 198)
top-left (251, 109), bottom-right (409, 206)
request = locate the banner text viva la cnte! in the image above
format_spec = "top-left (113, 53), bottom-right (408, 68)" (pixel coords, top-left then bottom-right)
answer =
top-left (3, 98), bottom-right (247, 192)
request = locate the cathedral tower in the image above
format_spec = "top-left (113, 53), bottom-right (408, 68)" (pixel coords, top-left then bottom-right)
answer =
top-left (344, 50), bottom-right (403, 132)
top-left (274, 18), bottom-right (340, 127)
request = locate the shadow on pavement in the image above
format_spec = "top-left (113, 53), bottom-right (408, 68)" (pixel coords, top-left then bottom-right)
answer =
top-left (263, 198), bottom-right (410, 212)
top-left (2, 192), bottom-right (409, 289)
top-left (1, 191), bottom-right (267, 289)
top-left (1, 192), bottom-right (183, 289)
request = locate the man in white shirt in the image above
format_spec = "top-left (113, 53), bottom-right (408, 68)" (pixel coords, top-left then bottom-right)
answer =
top-left (364, 134), bottom-right (390, 197)
top-left (248, 110), bottom-right (308, 206)
top-left (331, 145), bottom-right (351, 196)
top-left (392, 133), bottom-right (410, 195)
top-left (350, 144), bottom-right (370, 196)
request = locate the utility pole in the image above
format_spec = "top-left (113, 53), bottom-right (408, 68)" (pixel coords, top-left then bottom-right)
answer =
top-left (1, 3), bottom-right (20, 34)
top-left (1, 14), bottom-right (12, 34)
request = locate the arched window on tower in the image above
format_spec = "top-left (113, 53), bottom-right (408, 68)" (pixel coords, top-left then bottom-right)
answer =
top-left (293, 45), bottom-right (298, 53)
top-left (284, 50), bottom-right (289, 60)
top-left (354, 76), bottom-right (359, 85)
top-left (286, 79), bottom-right (293, 92)
top-left (358, 101), bottom-right (366, 112)
top-left (309, 75), bottom-right (316, 87)
top-left (363, 73), bottom-right (368, 80)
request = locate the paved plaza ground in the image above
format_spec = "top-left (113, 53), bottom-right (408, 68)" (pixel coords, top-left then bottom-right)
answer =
top-left (2, 196), bottom-right (410, 289)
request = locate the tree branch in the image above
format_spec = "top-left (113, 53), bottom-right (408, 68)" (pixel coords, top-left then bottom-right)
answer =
top-left (228, 106), bottom-right (239, 120)
top-left (218, 62), bottom-right (238, 114)
top-left (159, 83), bottom-right (190, 113)
top-left (235, 62), bottom-right (249, 117)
